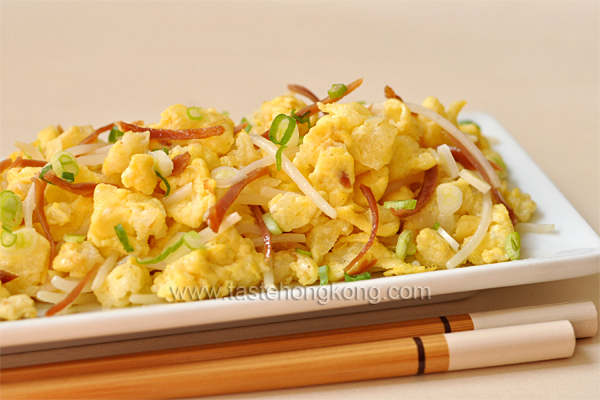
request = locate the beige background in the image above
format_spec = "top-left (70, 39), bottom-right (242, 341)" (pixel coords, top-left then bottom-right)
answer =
top-left (1, 1), bottom-right (598, 399)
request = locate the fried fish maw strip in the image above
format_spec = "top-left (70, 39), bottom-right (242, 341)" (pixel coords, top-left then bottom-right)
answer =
top-left (42, 170), bottom-right (98, 198)
top-left (9, 156), bottom-right (47, 169)
top-left (31, 177), bottom-right (55, 269)
top-left (0, 158), bottom-right (13, 173)
top-left (390, 165), bottom-right (438, 219)
top-left (345, 185), bottom-right (379, 276)
top-left (234, 122), bottom-right (248, 134)
top-left (449, 147), bottom-right (503, 172)
top-left (0, 270), bottom-right (18, 284)
top-left (206, 166), bottom-right (270, 232)
top-left (79, 122), bottom-right (116, 145)
top-left (287, 84), bottom-right (320, 103)
top-left (45, 262), bottom-right (101, 317)
top-left (295, 78), bottom-right (364, 119)
top-left (251, 205), bottom-right (272, 262)
top-left (119, 121), bottom-right (225, 140)
top-left (384, 85), bottom-right (404, 102)
top-left (171, 152), bottom-right (191, 177)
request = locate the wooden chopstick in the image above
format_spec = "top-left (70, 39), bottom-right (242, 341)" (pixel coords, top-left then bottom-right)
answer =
top-left (3, 300), bottom-right (597, 385)
top-left (1, 320), bottom-right (578, 399)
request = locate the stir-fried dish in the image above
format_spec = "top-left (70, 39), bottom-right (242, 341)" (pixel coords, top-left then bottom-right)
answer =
top-left (0, 79), bottom-right (540, 320)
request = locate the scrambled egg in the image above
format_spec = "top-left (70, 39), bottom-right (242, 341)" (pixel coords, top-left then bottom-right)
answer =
top-left (94, 258), bottom-right (152, 308)
top-left (0, 87), bottom-right (538, 320)
top-left (88, 184), bottom-right (167, 257)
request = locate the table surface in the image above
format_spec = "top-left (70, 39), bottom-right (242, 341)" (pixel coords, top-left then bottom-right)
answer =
top-left (1, 1), bottom-right (598, 399)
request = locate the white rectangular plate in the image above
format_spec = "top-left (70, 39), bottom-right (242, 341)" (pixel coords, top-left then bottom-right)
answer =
top-left (1, 113), bottom-right (598, 352)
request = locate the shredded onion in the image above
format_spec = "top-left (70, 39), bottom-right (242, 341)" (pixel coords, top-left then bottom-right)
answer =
top-left (405, 102), bottom-right (500, 189)
top-left (251, 233), bottom-right (307, 247)
top-left (345, 185), bottom-right (379, 275)
top-left (516, 223), bottom-right (555, 233)
top-left (91, 254), bottom-right (118, 291)
top-left (437, 144), bottom-right (459, 178)
top-left (161, 182), bottom-right (192, 208)
top-left (119, 121), bottom-right (225, 140)
top-left (14, 141), bottom-right (45, 161)
top-left (249, 135), bottom-right (336, 218)
top-left (446, 191), bottom-right (493, 269)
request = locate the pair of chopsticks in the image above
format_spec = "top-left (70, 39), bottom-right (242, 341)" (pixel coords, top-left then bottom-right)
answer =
top-left (1, 301), bottom-right (597, 399)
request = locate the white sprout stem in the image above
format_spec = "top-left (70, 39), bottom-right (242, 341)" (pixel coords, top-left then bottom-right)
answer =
top-left (446, 191), bottom-right (493, 269)
top-left (68, 142), bottom-right (107, 157)
top-left (199, 212), bottom-right (242, 241)
top-left (50, 275), bottom-right (93, 294)
top-left (260, 186), bottom-right (296, 199)
top-left (76, 154), bottom-right (108, 166)
top-left (129, 293), bottom-right (166, 305)
top-left (437, 144), bottom-right (459, 178)
top-left (405, 103), bottom-right (500, 188)
top-left (91, 254), bottom-right (118, 291)
top-left (263, 257), bottom-right (275, 290)
top-left (233, 193), bottom-right (271, 207)
top-left (516, 223), bottom-right (556, 233)
top-left (249, 135), bottom-right (336, 218)
top-left (23, 183), bottom-right (36, 229)
top-left (437, 226), bottom-right (460, 252)
top-left (161, 182), bottom-right (192, 208)
top-left (239, 156), bottom-right (275, 175)
top-left (252, 233), bottom-right (307, 247)
top-left (459, 169), bottom-right (491, 193)
top-left (211, 166), bottom-right (245, 188)
top-left (14, 141), bottom-right (45, 160)
top-left (235, 223), bottom-right (263, 236)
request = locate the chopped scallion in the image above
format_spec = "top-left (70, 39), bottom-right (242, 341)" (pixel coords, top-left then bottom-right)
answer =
top-left (296, 248), bottom-right (312, 257)
top-left (318, 265), bottom-right (330, 285)
top-left (155, 171), bottom-right (171, 196)
top-left (186, 107), bottom-right (203, 121)
top-left (291, 109), bottom-right (311, 129)
top-left (108, 126), bottom-right (125, 143)
top-left (262, 213), bottom-right (283, 235)
top-left (268, 114), bottom-right (296, 146)
top-left (137, 231), bottom-right (204, 264)
top-left (275, 146), bottom-right (286, 171)
top-left (383, 200), bottom-right (417, 211)
top-left (62, 171), bottom-right (75, 182)
top-left (396, 230), bottom-right (414, 259)
top-left (505, 231), bottom-right (521, 261)
top-left (344, 272), bottom-right (371, 282)
top-left (222, 111), bottom-right (230, 117)
top-left (63, 234), bottom-right (86, 243)
top-left (39, 165), bottom-right (54, 185)
top-left (49, 151), bottom-right (79, 179)
top-left (1, 229), bottom-right (16, 247)
top-left (328, 83), bottom-right (348, 99)
top-left (241, 117), bottom-right (252, 133)
top-left (114, 223), bottom-right (134, 253)
top-left (433, 222), bottom-right (440, 231)
top-left (458, 120), bottom-right (481, 130)
top-left (152, 148), bottom-right (169, 155)
top-left (0, 190), bottom-right (23, 228)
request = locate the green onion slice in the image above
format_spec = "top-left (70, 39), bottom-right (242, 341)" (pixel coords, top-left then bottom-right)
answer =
top-left (63, 234), bottom-right (86, 243)
top-left (383, 200), bottom-right (417, 211)
top-left (268, 114), bottom-right (296, 146)
top-left (433, 222), bottom-right (440, 231)
top-left (152, 148), bottom-right (169, 155)
top-left (155, 171), bottom-right (171, 197)
top-left (275, 146), bottom-right (286, 171)
top-left (298, 136), bottom-right (304, 145)
top-left (458, 120), bottom-right (481, 130)
top-left (114, 223), bottom-right (134, 253)
top-left (49, 151), bottom-right (79, 179)
top-left (186, 107), bottom-right (203, 121)
top-left (137, 231), bottom-right (204, 264)
top-left (395, 230), bottom-right (414, 259)
top-left (262, 213), bottom-right (283, 235)
top-left (318, 265), bottom-right (330, 285)
top-left (344, 272), bottom-right (371, 282)
top-left (505, 231), bottom-right (521, 261)
top-left (0, 190), bottom-right (24, 228)
top-left (62, 172), bottom-right (75, 182)
top-left (407, 241), bottom-right (416, 256)
top-left (241, 117), bottom-right (252, 133)
top-left (296, 248), bottom-right (312, 257)
top-left (328, 84), bottom-right (348, 99)
top-left (39, 165), bottom-right (54, 185)
top-left (291, 109), bottom-right (311, 129)
top-left (1, 229), bottom-right (17, 247)
top-left (108, 126), bottom-right (125, 143)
